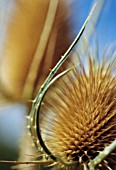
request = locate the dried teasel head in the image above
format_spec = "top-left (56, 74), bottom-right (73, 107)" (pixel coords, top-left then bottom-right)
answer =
top-left (38, 46), bottom-right (116, 170)
top-left (25, 2), bottom-right (116, 170)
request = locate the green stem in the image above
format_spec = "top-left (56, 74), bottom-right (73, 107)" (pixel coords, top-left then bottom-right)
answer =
top-left (31, 2), bottom-right (97, 160)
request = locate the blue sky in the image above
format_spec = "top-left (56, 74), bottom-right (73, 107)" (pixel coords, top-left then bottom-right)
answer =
top-left (75, 0), bottom-right (116, 51)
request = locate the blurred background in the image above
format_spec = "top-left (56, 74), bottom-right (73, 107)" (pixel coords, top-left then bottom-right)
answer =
top-left (0, 0), bottom-right (116, 170)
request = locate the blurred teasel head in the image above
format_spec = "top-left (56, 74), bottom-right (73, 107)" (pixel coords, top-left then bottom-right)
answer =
top-left (0, 0), bottom-right (72, 103)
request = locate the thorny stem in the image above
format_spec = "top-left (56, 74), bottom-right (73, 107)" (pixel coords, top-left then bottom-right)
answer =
top-left (37, 2), bottom-right (96, 101)
top-left (29, 2), bottom-right (97, 161)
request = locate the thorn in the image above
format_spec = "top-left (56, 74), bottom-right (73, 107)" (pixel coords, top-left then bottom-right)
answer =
top-left (49, 67), bottom-right (52, 71)
top-left (28, 99), bottom-right (36, 103)
top-left (35, 105), bottom-right (39, 110)
top-left (37, 147), bottom-right (41, 151)
top-left (40, 148), bottom-right (43, 152)
top-left (30, 118), bottom-right (33, 122)
top-left (99, 164), bottom-right (102, 167)
top-left (26, 115), bottom-right (30, 120)
top-left (26, 125), bottom-right (30, 129)
top-left (39, 94), bottom-right (42, 98)
top-left (31, 143), bottom-right (35, 147)
top-left (37, 140), bottom-right (40, 145)
top-left (41, 102), bottom-right (45, 106)
top-left (33, 125), bottom-right (37, 129)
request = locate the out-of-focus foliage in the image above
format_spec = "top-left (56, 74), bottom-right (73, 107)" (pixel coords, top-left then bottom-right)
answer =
top-left (0, 0), bottom-right (71, 103)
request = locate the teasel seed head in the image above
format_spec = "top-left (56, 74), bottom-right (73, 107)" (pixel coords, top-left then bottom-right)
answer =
top-left (40, 48), bottom-right (116, 169)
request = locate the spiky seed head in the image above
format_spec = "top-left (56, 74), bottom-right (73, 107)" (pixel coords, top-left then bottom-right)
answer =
top-left (39, 49), bottom-right (116, 169)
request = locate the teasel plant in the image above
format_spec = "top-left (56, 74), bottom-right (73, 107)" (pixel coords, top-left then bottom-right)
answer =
top-left (0, 0), bottom-right (116, 170)
top-left (27, 5), bottom-right (116, 170)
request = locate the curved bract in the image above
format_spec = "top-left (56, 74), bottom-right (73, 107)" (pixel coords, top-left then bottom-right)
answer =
top-left (28, 1), bottom-right (116, 169)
